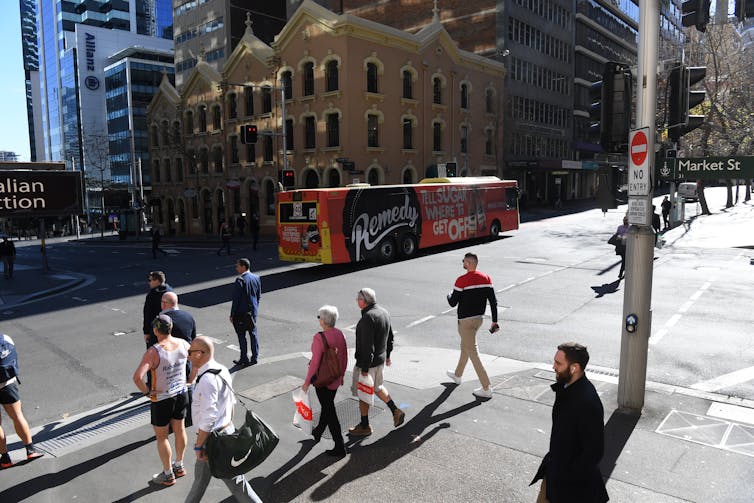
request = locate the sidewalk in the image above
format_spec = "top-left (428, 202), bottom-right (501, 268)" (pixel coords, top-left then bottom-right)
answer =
top-left (1, 347), bottom-right (752, 502)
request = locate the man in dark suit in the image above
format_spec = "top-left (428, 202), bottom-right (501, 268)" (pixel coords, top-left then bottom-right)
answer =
top-left (143, 271), bottom-right (173, 348)
top-left (160, 292), bottom-right (196, 344)
top-left (531, 342), bottom-right (609, 503)
top-left (230, 258), bottom-right (261, 367)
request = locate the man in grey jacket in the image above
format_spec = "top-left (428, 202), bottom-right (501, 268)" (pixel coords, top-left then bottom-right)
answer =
top-left (349, 288), bottom-right (405, 436)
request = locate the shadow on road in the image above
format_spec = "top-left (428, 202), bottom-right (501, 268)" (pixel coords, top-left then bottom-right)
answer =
top-left (599, 408), bottom-right (640, 480)
top-left (591, 279), bottom-right (621, 298)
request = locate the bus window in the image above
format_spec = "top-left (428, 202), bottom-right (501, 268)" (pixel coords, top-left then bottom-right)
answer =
top-left (506, 188), bottom-right (519, 210)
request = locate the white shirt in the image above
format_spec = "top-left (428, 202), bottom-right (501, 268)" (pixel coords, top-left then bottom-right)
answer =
top-left (0, 333), bottom-right (17, 388)
top-left (192, 359), bottom-right (235, 433)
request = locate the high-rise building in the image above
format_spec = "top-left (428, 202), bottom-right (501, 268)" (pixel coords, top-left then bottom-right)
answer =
top-left (19, 0), bottom-right (40, 162)
top-left (172, 0), bottom-right (286, 89)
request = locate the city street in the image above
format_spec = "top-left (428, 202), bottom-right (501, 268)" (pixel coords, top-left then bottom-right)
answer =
top-left (1, 187), bottom-right (753, 502)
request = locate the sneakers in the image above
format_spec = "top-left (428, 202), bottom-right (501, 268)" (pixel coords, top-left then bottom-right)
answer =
top-left (393, 408), bottom-right (406, 427)
top-left (150, 470), bottom-right (176, 486)
top-left (0, 452), bottom-right (11, 469)
top-left (445, 371), bottom-right (462, 385)
top-left (348, 424), bottom-right (373, 436)
top-left (172, 462), bottom-right (186, 478)
top-left (472, 387), bottom-right (493, 399)
top-left (26, 445), bottom-right (44, 461)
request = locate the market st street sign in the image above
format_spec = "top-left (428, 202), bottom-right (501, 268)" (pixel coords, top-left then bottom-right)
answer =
top-left (657, 156), bottom-right (754, 180)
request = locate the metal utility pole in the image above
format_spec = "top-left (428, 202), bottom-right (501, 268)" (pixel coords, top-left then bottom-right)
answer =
top-left (617, 0), bottom-right (659, 412)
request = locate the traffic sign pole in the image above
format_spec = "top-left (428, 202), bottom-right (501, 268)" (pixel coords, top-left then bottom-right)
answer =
top-left (618, 0), bottom-right (659, 414)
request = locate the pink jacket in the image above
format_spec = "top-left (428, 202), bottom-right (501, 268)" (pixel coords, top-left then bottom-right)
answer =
top-left (304, 327), bottom-right (348, 390)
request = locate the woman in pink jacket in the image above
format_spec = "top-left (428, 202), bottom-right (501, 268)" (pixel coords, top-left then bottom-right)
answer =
top-left (302, 305), bottom-right (349, 456)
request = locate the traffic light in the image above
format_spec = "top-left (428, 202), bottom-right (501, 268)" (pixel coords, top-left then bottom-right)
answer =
top-left (735, 0), bottom-right (754, 20)
top-left (682, 0), bottom-right (711, 32)
top-left (240, 124), bottom-right (258, 144)
top-left (281, 169), bottom-right (295, 189)
top-left (589, 62), bottom-right (632, 153)
top-left (445, 162), bottom-right (457, 177)
top-left (668, 65), bottom-right (706, 142)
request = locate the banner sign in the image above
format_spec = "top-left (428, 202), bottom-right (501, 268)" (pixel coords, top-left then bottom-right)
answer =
top-left (0, 170), bottom-right (83, 216)
top-left (657, 156), bottom-right (754, 180)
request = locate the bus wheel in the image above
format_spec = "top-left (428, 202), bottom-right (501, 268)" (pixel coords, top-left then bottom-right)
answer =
top-left (378, 238), bottom-right (396, 261)
top-left (400, 234), bottom-right (417, 257)
top-left (490, 220), bottom-right (501, 239)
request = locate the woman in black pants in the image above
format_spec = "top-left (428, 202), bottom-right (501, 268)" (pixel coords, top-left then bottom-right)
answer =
top-left (301, 305), bottom-right (349, 456)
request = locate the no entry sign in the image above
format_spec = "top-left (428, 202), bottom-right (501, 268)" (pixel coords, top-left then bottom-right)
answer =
top-left (628, 127), bottom-right (650, 197)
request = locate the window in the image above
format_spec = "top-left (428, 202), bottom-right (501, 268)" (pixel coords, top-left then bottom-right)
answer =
top-left (281, 71), bottom-right (292, 99)
top-left (328, 169), bottom-right (340, 187)
top-left (199, 106), bottom-right (207, 132)
top-left (433, 77), bottom-right (442, 104)
top-left (173, 121), bottom-right (181, 144)
top-left (262, 87), bottom-right (272, 113)
top-left (460, 126), bottom-right (468, 153)
top-left (246, 142), bottom-right (255, 163)
top-left (326, 113), bottom-right (339, 147)
top-left (368, 168), bottom-right (379, 185)
top-left (153, 160), bottom-right (161, 182)
top-left (176, 158), bottom-right (184, 181)
top-left (367, 63), bottom-right (378, 93)
top-left (402, 70), bottom-right (413, 99)
top-left (367, 114), bottom-right (379, 148)
top-left (403, 118), bottom-right (413, 149)
top-left (151, 125), bottom-right (159, 146)
top-left (161, 122), bottom-right (170, 146)
top-left (164, 158), bottom-right (172, 182)
top-left (265, 179), bottom-right (275, 215)
top-left (213, 146), bottom-right (223, 172)
top-left (433, 122), bottom-right (442, 151)
top-left (461, 84), bottom-right (469, 109)
top-left (303, 63), bottom-right (314, 96)
top-left (212, 105), bottom-right (221, 130)
top-left (185, 111), bottom-right (194, 134)
top-left (304, 116), bottom-right (316, 149)
top-left (199, 148), bottom-right (209, 174)
top-left (285, 119), bottom-right (294, 150)
top-left (325, 60), bottom-right (338, 92)
top-left (231, 136), bottom-right (239, 163)
top-left (263, 136), bottom-right (273, 161)
top-left (485, 130), bottom-right (493, 155)
top-left (187, 150), bottom-right (197, 174)
top-left (403, 169), bottom-right (414, 184)
top-left (244, 87), bottom-right (254, 116)
top-left (486, 89), bottom-right (495, 113)
top-left (228, 94), bottom-right (237, 119)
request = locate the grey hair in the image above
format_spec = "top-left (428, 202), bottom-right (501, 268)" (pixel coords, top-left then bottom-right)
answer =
top-left (357, 287), bottom-right (376, 305)
top-left (317, 305), bottom-right (339, 327)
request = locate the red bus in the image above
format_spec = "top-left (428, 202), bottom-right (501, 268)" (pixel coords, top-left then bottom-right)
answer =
top-left (277, 176), bottom-right (519, 264)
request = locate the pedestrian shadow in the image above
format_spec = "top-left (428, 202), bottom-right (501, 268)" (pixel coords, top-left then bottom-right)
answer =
top-left (599, 408), bottom-right (640, 480)
top-left (591, 279), bottom-right (621, 298)
top-left (0, 437), bottom-right (154, 502)
top-left (267, 384), bottom-right (479, 502)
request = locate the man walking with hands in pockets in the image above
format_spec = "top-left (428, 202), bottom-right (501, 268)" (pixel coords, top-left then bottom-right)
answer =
top-left (445, 252), bottom-right (499, 399)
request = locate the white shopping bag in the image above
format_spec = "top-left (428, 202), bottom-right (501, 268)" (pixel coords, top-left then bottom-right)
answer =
top-left (292, 388), bottom-right (313, 435)
top-left (356, 372), bottom-right (375, 406)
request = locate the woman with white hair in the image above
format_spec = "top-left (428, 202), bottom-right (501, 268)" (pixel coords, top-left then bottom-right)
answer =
top-left (302, 305), bottom-right (349, 456)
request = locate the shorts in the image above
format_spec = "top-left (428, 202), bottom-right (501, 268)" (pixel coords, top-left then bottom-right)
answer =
top-left (150, 392), bottom-right (188, 427)
top-left (351, 363), bottom-right (385, 396)
top-left (0, 382), bottom-right (20, 404)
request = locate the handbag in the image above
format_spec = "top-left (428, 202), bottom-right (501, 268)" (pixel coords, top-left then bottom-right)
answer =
top-left (607, 233), bottom-right (620, 246)
top-left (199, 369), bottom-right (279, 479)
top-left (312, 331), bottom-right (342, 388)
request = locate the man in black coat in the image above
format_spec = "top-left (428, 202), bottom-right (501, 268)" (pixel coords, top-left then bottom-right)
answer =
top-left (143, 271), bottom-right (173, 348)
top-left (159, 291), bottom-right (196, 344)
top-left (531, 342), bottom-right (609, 503)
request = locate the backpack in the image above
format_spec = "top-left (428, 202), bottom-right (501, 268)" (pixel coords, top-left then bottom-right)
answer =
top-left (312, 331), bottom-right (342, 388)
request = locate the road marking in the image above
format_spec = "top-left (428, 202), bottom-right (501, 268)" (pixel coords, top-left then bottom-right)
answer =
top-left (650, 328), bottom-right (668, 345)
top-left (690, 290), bottom-right (703, 301)
top-left (650, 278), bottom-right (716, 345)
top-left (666, 314), bottom-right (681, 327)
top-left (678, 301), bottom-right (693, 313)
top-left (406, 315), bottom-right (435, 328)
top-left (691, 366), bottom-right (754, 392)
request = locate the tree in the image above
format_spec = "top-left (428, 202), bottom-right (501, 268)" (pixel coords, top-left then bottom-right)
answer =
top-left (82, 128), bottom-right (111, 239)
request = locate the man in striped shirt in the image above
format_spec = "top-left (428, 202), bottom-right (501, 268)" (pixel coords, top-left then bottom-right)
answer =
top-left (445, 252), bottom-right (499, 399)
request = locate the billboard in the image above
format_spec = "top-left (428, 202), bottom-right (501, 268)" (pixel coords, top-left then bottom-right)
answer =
top-left (0, 170), bottom-right (83, 216)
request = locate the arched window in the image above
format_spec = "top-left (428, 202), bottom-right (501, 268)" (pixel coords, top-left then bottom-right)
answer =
top-left (264, 179), bottom-right (275, 215)
top-left (185, 111), bottom-right (194, 134)
top-left (367, 63), bottom-right (378, 93)
top-left (285, 119), bottom-right (294, 150)
top-left (303, 62), bottom-right (314, 96)
top-left (461, 83), bottom-right (469, 109)
top-left (460, 125), bottom-right (469, 153)
top-left (367, 168), bottom-right (379, 185)
top-left (325, 60), bottom-right (338, 92)
top-left (486, 89), bottom-right (495, 113)
top-left (403, 118), bottom-right (413, 150)
top-left (281, 71), bottom-right (292, 99)
top-left (212, 146), bottom-right (223, 172)
top-left (328, 169), bottom-right (340, 188)
top-left (164, 158), bottom-right (172, 182)
top-left (402, 70), bottom-right (413, 99)
top-left (433, 122), bottom-right (442, 151)
top-left (151, 125), bottom-right (159, 147)
top-left (263, 136), bottom-right (273, 161)
top-left (153, 160), bottom-right (161, 182)
top-left (161, 122), bottom-right (170, 145)
top-left (402, 169), bottom-right (415, 184)
top-left (212, 105), bottom-right (221, 130)
top-left (199, 106), bottom-right (207, 132)
top-left (175, 158), bottom-right (184, 181)
top-left (228, 93), bottom-right (237, 119)
top-left (261, 87), bottom-right (272, 113)
top-left (326, 113), bottom-right (339, 147)
top-left (433, 77), bottom-right (442, 104)
top-left (304, 170), bottom-right (319, 188)
top-left (304, 116), bottom-right (316, 149)
top-left (199, 148), bottom-right (209, 174)
top-left (367, 114), bottom-right (379, 148)
top-left (244, 87), bottom-right (254, 116)
top-left (173, 121), bottom-right (181, 144)
top-left (485, 129), bottom-right (494, 155)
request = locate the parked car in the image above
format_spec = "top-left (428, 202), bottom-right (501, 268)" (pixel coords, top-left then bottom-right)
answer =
top-left (678, 182), bottom-right (698, 202)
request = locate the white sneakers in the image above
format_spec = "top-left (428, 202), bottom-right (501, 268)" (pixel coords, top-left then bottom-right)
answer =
top-left (445, 370), bottom-right (462, 385)
top-left (472, 387), bottom-right (493, 399)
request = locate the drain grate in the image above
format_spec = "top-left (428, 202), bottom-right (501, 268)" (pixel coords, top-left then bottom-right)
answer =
top-left (656, 409), bottom-right (754, 458)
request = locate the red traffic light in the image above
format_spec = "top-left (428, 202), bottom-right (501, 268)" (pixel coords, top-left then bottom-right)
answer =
top-left (240, 124), bottom-right (258, 144)
top-left (282, 169), bottom-right (295, 188)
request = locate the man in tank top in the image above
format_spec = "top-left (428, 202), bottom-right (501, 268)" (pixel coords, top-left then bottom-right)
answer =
top-left (133, 314), bottom-right (191, 486)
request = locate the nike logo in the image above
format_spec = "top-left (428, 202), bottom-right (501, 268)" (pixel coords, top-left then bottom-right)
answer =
top-left (230, 446), bottom-right (252, 467)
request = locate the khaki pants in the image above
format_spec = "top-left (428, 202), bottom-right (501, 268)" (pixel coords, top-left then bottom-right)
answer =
top-left (536, 479), bottom-right (550, 503)
top-left (454, 317), bottom-right (490, 389)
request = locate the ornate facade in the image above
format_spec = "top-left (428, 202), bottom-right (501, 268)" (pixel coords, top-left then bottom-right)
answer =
top-left (147, 0), bottom-right (504, 236)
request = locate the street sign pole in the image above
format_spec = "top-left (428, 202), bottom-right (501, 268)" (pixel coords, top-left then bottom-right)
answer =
top-left (618, 0), bottom-right (659, 413)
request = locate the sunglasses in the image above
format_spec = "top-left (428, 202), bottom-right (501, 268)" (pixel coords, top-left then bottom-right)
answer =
top-left (187, 349), bottom-right (205, 356)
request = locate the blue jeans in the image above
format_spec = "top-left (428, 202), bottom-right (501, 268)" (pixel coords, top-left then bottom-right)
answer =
top-left (234, 323), bottom-right (258, 363)
top-left (184, 453), bottom-right (262, 503)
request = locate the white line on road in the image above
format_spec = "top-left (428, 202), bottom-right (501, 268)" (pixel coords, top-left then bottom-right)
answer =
top-left (691, 366), bottom-right (754, 392)
top-left (678, 301), bottom-right (693, 313)
top-left (666, 313), bottom-right (682, 327)
top-left (649, 329), bottom-right (668, 345)
top-left (406, 315), bottom-right (435, 328)
top-left (690, 290), bottom-right (704, 301)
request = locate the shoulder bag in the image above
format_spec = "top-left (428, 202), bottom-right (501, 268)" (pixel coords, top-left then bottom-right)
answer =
top-left (312, 331), bottom-right (342, 388)
top-left (198, 369), bottom-right (279, 479)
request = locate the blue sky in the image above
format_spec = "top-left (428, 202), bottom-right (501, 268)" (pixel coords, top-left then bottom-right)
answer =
top-left (0, 2), bottom-right (30, 161)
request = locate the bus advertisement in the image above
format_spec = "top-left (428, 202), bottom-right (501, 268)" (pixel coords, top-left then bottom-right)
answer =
top-left (277, 177), bottom-right (519, 264)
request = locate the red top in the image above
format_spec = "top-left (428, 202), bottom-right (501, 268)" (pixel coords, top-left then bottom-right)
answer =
top-left (304, 327), bottom-right (348, 390)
